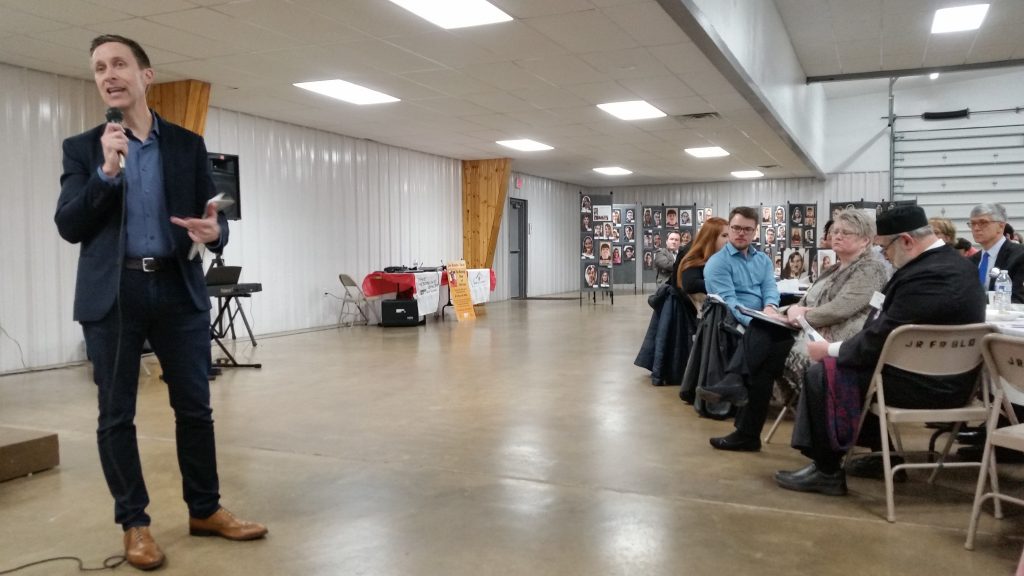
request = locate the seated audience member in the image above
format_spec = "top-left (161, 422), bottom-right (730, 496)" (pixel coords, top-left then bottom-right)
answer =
top-left (955, 237), bottom-right (978, 257)
top-left (676, 217), bottom-right (729, 299)
top-left (654, 231), bottom-right (682, 284)
top-left (775, 206), bottom-right (986, 495)
top-left (779, 209), bottom-right (889, 395)
top-left (929, 217), bottom-right (956, 246)
top-left (695, 208), bottom-right (789, 451)
top-left (634, 224), bottom-right (724, 386)
top-left (970, 203), bottom-right (1024, 303)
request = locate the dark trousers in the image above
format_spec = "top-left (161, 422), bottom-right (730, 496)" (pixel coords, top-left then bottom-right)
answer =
top-left (725, 319), bottom-right (795, 437)
top-left (82, 268), bottom-right (220, 529)
top-left (792, 362), bottom-right (977, 472)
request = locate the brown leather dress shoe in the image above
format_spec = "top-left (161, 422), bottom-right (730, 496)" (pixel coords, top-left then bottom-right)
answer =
top-left (189, 507), bottom-right (268, 541)
top-left (123, 526), bottom-right (165, 571)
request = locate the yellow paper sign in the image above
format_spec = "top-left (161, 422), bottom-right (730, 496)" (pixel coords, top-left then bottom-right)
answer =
top-left (447, 260), bottom-right (476, 321)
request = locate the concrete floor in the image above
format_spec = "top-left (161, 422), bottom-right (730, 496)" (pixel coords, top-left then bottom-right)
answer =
top-left (0, 294), bottom-right (1021, 575)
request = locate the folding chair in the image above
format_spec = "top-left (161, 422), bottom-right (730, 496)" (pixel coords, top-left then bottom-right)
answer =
top-left (965, 333), bottom-right (1024, 550)
top-left (845, 323), bottom-right (993, 522)
top-left (337, 274), bottom-right (372, 327)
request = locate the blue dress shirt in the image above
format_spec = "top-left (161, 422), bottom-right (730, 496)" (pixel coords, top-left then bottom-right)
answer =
top-left (96, 112), bottom-right (172, 258)
top-left (704, 242), bottom-right (780, 325)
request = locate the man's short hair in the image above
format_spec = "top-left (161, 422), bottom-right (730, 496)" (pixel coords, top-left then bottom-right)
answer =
top-left (90, 34), bottom-right (151, 69)
top-left (667, 231), bottom-right (681, 239)
top-left (970, 203), bottom-right (1008, 223)
top-left (729, 206), bottom-right (757, 222)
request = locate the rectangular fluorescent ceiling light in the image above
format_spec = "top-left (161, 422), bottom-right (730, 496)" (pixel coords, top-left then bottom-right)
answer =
top-left (596, 100), bottom-right (666, 121)
top-left (496, 139), bottom-right (553, 152)
top-left (685, 146), bottom-right (729, 158)
top-left (294, 79), bottom-right (399, 105)
top-left (388, 0), bottom-right (512, 29)
top-left (731, 170), bottom-right (764, 179)
top-left (593, 167), bottom-right (632, 176)
top-left (931, 4), bottom-right (988, 33)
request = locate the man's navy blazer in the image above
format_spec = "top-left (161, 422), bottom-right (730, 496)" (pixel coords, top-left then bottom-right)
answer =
top-left (971, 240), bottom-right (1024, 303)
top-left (56, 113), bottom-right (229, 323)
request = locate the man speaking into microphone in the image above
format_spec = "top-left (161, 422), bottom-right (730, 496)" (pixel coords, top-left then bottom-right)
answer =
top-left (54, 35), bottom-right (265, 570)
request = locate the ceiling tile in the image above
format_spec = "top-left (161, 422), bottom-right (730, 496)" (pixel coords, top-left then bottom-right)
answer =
top-left (320, 39), bottom-right (445, 74)
top-left (518, 54), bottom-right (608, 85)
top-left (0, 0), bottom-right (126, 25)
top-left (387, 31), bottom-right (506, 68)
top-left (212, 0), bottom-right (369, 45)
top-left (564, 81), bottom-right (638, 104)
top-left (292, 0), bottom-right (436, 39)
top-left (647, 96), bottom-right (714, 116)
top-left (617, 75), bottom-right (694, 100)
top-left (458, 61), bottom-right (552, 91)
top-left (578, 47), bottom-right (671, 79)
top-left (647, 43), bottom-right (716, 75)
top-left (462, 90), bottom-right (536, 113)
top-left (490, 0), bottom-right (598, 19)
top-left (160, 58), bottom-right (266, 90)
top-left (256, 45), bottom-right (382, 82)
top-left (510, 86), bottom-right (589, 109)
top-left (149, 8), bottom-right (300, 52)
top-left (81, 0), bottom-right (196, 16)
top-left (85, 18), bottom-right (242, 59)
top-left (600, 2), bottom-right (690, 47)
top-left (449, 20), bottom-right (568, 60)
top-left (31, 27), bottom-right (192, 67)
top-left (524, 9), bottom-right (638, 54)
top-left (400, 69), bottom-right (495, 97)
top-left (407, 97), bottom-right (495, 117)
top-left (0, 6), bottom-right (72, 35)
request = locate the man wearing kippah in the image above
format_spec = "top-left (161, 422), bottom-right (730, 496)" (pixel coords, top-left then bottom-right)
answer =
top-left (775, 205), bottom-right (986, 495)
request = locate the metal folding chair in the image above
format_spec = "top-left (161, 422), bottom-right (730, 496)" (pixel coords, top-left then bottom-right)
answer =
top-left (845, 323), bottom-right (993, 522)
top-left (337, 274), bottom-right (372, 326)
top-left (965, 333), bottom-right (1024, 550)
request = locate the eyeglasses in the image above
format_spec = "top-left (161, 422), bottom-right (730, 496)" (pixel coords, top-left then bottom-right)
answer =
top-left (730, 225), bottom-right (755, 234)
top-left (829, 228), bottom-right (858, 239)
top-left (878, 235), bottom-right (901, 252)
top-left (968, 219), bottom-right (1003, 228)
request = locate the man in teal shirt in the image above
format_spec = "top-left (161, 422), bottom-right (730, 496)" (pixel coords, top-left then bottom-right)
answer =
top-left (698, 207), bottom-right (793, 452)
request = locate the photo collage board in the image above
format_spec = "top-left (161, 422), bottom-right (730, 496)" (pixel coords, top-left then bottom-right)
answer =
top-left (580, 194), bottom-right (639, 291)
top-left (640, 204), bottom-right (702, 284)
top-left (756, 203), bottom-right (818, 284)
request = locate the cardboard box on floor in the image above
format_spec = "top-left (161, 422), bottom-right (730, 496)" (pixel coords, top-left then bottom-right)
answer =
top-left (0, 427), bottom-right (59, 482)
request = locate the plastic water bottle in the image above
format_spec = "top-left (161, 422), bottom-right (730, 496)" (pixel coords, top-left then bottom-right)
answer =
top-left (994, 268), bottom-right (1012, 312)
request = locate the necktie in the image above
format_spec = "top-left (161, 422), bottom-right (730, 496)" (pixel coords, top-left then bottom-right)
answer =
top-left (979, 251), bottom-right (989, 285)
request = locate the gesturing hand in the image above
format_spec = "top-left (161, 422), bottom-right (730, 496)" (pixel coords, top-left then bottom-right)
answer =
top-left (170, 202), bottom-right (220, 244)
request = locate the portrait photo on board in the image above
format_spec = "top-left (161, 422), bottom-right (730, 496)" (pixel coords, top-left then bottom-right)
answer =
top-left (599, 242), bottom-right (613, 266)
top-left (593, 204), bottom-right (611, 222)
top-left (581, 236), bottom-right (595, 259)
top-left (581, 195), bottom-right (592, 213)
top-left (680, 209), bottom-right (692, 226)
top-left (625, 208), bottom-right (635, 223)
top-left (665, 208), bottom-right (679, 229)
top-left (584, 264), bottom-right (597, 288)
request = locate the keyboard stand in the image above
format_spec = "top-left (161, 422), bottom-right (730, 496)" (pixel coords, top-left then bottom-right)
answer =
top-left (211, 294), bottom-right (261, 369)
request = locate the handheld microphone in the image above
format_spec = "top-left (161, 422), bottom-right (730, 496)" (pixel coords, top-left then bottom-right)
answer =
top-left (105, 107), bottom-right (126, 169)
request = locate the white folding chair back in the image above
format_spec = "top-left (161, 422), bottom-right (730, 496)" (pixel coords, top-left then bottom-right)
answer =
top-left (847, 323), bottom-right (992, 522)
top-left (966, 333), bottom-right (1024, 550)
top-left (337, 273), bottom-right (372, 326)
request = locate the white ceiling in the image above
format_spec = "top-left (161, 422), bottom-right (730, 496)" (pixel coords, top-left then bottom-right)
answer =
top-left (775, 0), bottom-right (1024, 79)
top-left (4, 1), bottom-right (1018, 187)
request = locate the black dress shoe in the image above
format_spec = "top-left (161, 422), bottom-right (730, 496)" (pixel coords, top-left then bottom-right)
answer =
top-left (696, 374), bottom-right (749, 406)
top-left (775, 463), bottom-right (847, 496)
top-left (846, 455), bottom-right (907, 482)
top-left (709, 430), bottom-right (761, 452)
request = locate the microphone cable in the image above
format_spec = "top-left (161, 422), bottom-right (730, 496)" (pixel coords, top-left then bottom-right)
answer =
top-left (0, 554), bottom-right (126, 574)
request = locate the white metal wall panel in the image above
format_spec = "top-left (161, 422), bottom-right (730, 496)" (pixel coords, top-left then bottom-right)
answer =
top-left (0, 62), bottom-right (461, 373)
top-left (492, 173), bottom-right (580, 300)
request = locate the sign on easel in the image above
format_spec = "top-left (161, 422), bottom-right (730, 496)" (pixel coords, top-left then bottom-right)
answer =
top-left (447, 260), bottom-right (476, 321)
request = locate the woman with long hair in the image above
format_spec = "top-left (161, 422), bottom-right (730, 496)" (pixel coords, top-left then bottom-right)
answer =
top-left (676, 217), bottom-right (729, 295)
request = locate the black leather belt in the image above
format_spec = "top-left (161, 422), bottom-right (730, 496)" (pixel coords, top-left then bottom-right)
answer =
top-left (124, 257), bottom-right (175, 272)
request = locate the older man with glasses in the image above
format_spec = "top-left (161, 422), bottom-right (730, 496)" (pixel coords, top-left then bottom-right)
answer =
top-left (969, 203), bottom-right (1024, 303)
top-left (775, 206), bottom-right (985, 495)
top-left (697, 207), bottom-right (793, 452)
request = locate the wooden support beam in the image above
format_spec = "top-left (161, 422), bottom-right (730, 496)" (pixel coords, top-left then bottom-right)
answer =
top-left (147, 80), bottom-right (211, 136)
top-left (462, 159), bottom-right (511, 269)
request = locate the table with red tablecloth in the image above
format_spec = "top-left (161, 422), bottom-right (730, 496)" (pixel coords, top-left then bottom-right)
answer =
top-left (362, 269), bottom-right (496, 315)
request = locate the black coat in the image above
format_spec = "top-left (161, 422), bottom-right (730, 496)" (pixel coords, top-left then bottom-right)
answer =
top-left (680, 298), bottom-right (742, 418)
top-left (635, 285), bottom-right (697, 386)
top-left (839, 244), bottom-right (987, 397)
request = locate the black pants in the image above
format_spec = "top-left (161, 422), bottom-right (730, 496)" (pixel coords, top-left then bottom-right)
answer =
top-left (791, 362), bottom-right (978, 471)
top-left (82, 268), bottom-right (220, 529)
top-left (724, 319), bottom-right (795, 437)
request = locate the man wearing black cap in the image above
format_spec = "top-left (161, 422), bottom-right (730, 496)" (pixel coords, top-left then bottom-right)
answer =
top-left (775, 206), bottom-right (986, 496)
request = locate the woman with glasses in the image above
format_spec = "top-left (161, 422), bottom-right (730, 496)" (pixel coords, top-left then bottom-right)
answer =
top-left (779, 209), bottom-right (889, 394)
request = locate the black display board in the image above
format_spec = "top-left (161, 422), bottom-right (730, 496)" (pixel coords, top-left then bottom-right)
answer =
top-left (580, 193), bottom-right (615, 298)
top-left (640, 203), bottom-right (699, 286)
